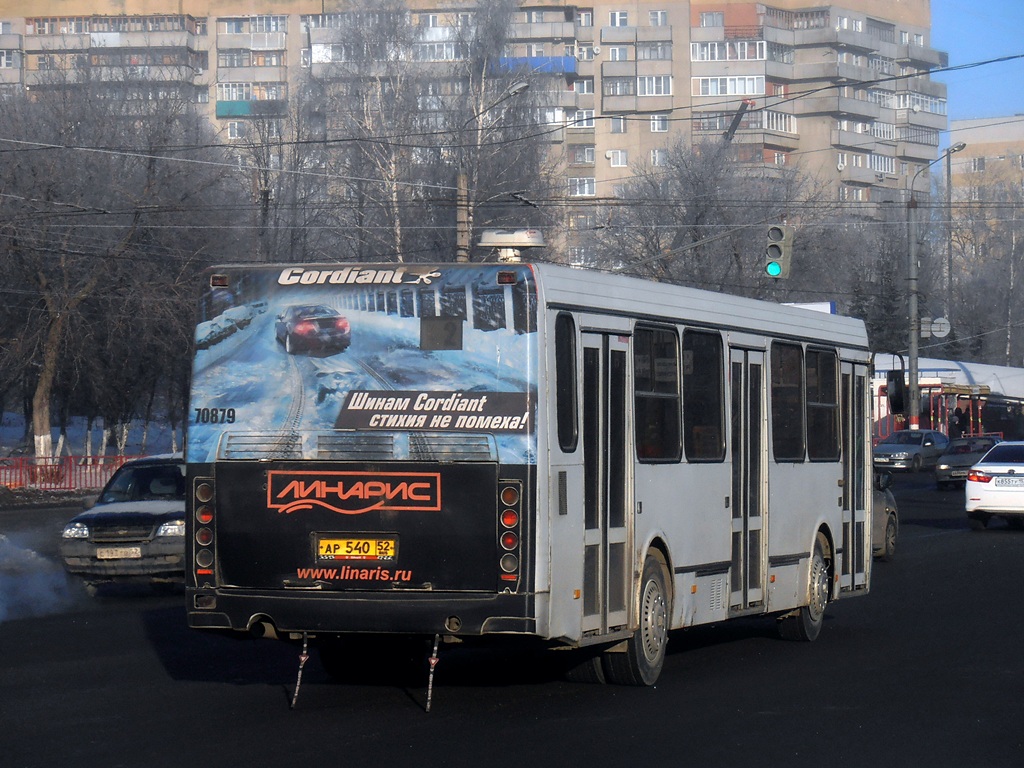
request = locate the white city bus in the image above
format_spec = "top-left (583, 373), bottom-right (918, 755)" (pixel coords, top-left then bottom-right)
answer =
top-left (186, 262), bottom-right (873, 686)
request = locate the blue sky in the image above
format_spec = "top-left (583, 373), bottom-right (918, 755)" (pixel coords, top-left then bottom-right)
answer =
top-left (930, 0), bottom-right (1024, 122)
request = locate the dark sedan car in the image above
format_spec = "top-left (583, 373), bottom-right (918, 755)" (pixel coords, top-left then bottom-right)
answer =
top-left (60, 455), bottom-right (185, 589)
top-left (275, 304), bottom-right (351, 355)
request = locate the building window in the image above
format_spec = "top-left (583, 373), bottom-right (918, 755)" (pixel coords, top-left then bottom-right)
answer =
top-left (603, 77), bottom-right (635, 96)
top-left (611, 116), bottom-right (628, 133)
top-left (650, 149), bottom-right (667, 166)
top-left (227, 121), bottom-right (247, 140)
top-left (610, 11), bottom-right (629, 27)
top-left (638, 43), bottom-right (672, 60)
top-left (0, 50), bottom-right (13, 68)
top-left (692, 76), bottom-right (764, 97)
top-left (650, 114), bottom-right (669, 132)
top-left (969, 157), bottom-right (986, 173)
top-left (252, 15), bottom-right (286, 32)
top-left (568, 177), bottom-right (596, 197)
top-left (219, 18), bottom-right (246, 34)
top-left (608, 149), bottom-right (628, 167)
top-left (649, 11), bottom-right (668, 27)
top-left (609, 46), bottom-right (629, 61)
top-left (571, 145), bottom-right (595, 164)
top-left (218, 49), bottom-right (250, 68)
top-left (527, 10), bottom-right (545, 23)
top-left (574, 77), bottom-right (594, 94)
top-left (576, 45), bottom-right (595, 61)
top-left (570, 110), bottom-right (594, 128)
top-left (638, 75), bottom-right (672, 96)
top-left (700, 12), bottom-right (724, 27)
top-left (578, 11), bottom-right (593, 27)
top-left (528, 43), bottom-right (545, 57)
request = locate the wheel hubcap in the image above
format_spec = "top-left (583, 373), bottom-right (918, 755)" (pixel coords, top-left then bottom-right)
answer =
top-left (641, 580), bottom-right (667, 663)
top-left (808, 553), bottom-right (828, 621)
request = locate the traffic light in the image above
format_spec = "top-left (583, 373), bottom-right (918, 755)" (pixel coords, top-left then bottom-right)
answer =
top-left (765, 224), bottom-right (794, 279)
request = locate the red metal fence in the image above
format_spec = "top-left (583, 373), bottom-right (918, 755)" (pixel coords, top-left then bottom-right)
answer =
top-left (0, 455), bottom-right (136, 491)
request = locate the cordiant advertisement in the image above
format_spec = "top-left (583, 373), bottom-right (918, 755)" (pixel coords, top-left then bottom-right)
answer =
top-left (187, 264), bottom-right (539, 466)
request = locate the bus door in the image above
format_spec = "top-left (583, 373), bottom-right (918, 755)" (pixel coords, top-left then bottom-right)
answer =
top-left (729, 348), bottom-right (767, 613)
top-left (580, 332), bottom-right (631, 635)
top-left (841, 362), bottom-right (869, 590)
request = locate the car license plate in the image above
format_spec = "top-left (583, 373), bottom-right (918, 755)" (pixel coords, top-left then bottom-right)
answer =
top-left (96, 546), bottom-right (142, 560)
top-left (995, 477), bottom-right (1024, 487)
top-left (951, 470), bottom-right (968, 478)
top-left (317, 535), bottom-right (398, 561)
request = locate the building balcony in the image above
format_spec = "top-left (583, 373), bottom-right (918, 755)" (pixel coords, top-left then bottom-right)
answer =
top-left (791, 26), bottom-right (877, 52)
top-left (601, 94), bottom-right (636, 113)
top-left (215, 99), bottom-right (287, 119)
top-left (509, 21), bottom-right (576, 40)
top-left (896, 44), bottom-right (947, 68)
top-left (0, 68), bottom-right (21, 85)
top-left (839, 164), bottom-right (879, 185)
top-left (600, 26), bottom-right (638, 44)
top-left (795, 94), bottom-right (880, 120)
top-left (0, 33), bottom-right (22, 48)
top-left (893, 76), bottom-right (947, 99)
top-left (831, 129), bottom-right (878, 151)
top-left (636, 26), bottom-right (672, 43)
top-left (896, 139), bottom-right (939, 162)
top-left (600, 60), bottom-right (635, 78)
top-left (27, 33), bottom-right (88, 50)
top-left (217, 32), bottom-right (287, 52)
top-left (896, 107), bottom-right (947, 131)
top-left (218, 65), bottom-right (288, 82)
top-left (90, 31), bottom-right (193, 49)
top-left (494, 56), bottom-right (577, 76)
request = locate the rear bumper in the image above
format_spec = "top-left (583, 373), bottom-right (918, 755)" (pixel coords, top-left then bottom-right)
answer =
top-left (186, 588), bottom-right (537, 637)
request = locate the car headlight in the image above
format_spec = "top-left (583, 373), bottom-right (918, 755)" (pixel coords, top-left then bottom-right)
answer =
top-left (892, 452), bottom-right (910, 460)
top-left (62, 521), bottom-right (90, 539)
top-left (157, 520), bottom-right (186, 537)
top-left (938, 463), bottom-right (950, 471)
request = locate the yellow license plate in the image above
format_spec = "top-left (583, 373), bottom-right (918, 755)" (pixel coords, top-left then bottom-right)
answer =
top-left (317, 536), bottom-right (398, 561)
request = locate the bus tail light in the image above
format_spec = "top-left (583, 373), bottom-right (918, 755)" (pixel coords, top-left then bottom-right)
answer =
top-left (497, 481), bottom-right (523, 587)
top-left (193, 477), bottom-right (216, 585)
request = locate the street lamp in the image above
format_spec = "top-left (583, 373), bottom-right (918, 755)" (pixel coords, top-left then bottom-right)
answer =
top-left (906, 141), bottom-right (967, 429)
top-left (946, 141), bottom-right (967, 325)
top-left (455, 80), bottom-right (529, 263)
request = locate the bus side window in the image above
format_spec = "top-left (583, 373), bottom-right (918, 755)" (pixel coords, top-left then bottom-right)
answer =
top-left (682, 330), bottom-right (726, 461)
top-left (555, 314), bottom-right (578, 452)
top-left (771, 342), bottom-right (806, 461)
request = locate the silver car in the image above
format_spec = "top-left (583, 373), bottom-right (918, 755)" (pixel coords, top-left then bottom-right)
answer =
top-left (873, 429), bottom-right (949, 472)
top-left (872, 473), bottom-right (899, 560)
top-left (935, 436), bottom-right (1001, 490)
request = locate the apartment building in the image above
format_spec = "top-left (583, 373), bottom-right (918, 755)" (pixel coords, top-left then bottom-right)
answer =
top-left (0, 1), bottom-right (949, 248)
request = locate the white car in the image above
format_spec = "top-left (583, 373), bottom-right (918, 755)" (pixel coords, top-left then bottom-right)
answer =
top-left (965, 441), bottom-right (1024, 530)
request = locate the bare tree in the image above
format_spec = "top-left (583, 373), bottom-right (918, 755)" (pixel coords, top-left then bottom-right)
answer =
top-left (0, 76), bottom-right (245, 458)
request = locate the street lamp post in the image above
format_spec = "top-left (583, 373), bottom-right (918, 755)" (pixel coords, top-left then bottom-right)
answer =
top-left (946, 141), bottom-right (966, 327)
top-left (455, 81), bottom-right (529, 263)
top-left (906, 141), bottom-right (966, 429)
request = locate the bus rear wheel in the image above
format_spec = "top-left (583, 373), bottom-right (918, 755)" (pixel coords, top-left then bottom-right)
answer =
top-left (778, 536), bottom-right (829, 642)
top-left (602, 553), bottom-right (669, 686)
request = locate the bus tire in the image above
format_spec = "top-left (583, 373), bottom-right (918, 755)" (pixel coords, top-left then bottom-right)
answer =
top-left (778, 536), bottom-right (829, 642)
top-left (602, 553), bottom-right (669, 686)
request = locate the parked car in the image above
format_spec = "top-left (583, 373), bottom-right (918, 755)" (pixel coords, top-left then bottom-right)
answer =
top-left (966, 441), bottom-right (1024, 530)
top-left (59, 455), bottom-right (185, 588)
top-left (872, 472), bottom-right (899, 560)
top-left (275, 304), bottom-right (351, 355)
top-left (872, 429), bottom-right (949, 471)
top-left (935, 435), bottom-right (1001, 490)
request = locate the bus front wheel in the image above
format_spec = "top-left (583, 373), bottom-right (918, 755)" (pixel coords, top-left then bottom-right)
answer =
top-left (602, 553), bottom-right (669, 686)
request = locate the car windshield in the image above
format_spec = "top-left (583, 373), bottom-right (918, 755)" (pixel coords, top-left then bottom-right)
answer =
top-left (881, 432), bottom-right (922, 445)
top-left (979, 444), bottom-right (1024, 465)
top-left (99, 463), bottom-right (185, 503)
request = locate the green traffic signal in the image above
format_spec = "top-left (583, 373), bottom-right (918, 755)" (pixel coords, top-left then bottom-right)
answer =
top-left (764, 225), bottom-right (793, 279)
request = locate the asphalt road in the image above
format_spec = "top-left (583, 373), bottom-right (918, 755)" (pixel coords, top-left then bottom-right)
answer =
top-left (2, 477), bottom-right (1023, 768)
